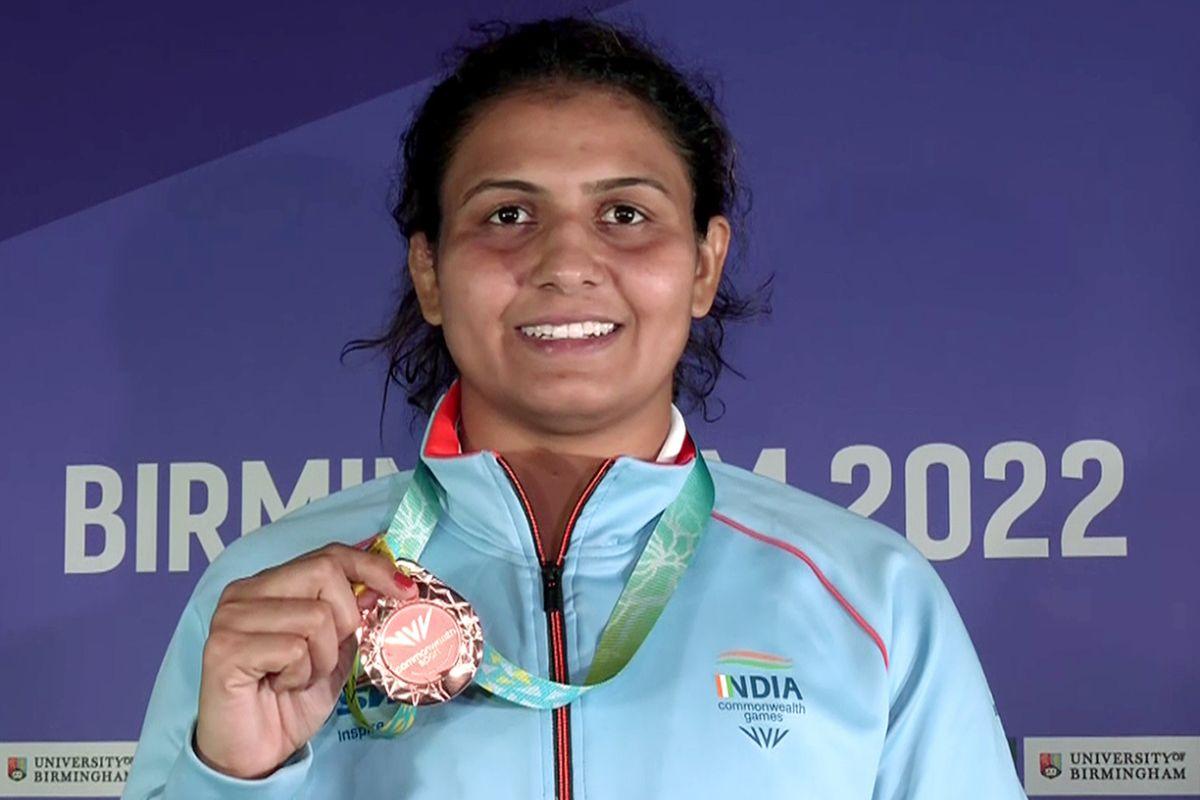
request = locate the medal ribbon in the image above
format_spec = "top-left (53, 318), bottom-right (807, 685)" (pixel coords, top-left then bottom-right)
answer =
top-left (344, 448), bottom-right (714, 736)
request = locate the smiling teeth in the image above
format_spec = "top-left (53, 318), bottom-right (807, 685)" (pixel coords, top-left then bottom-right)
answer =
top-left (519, 321), bottom-right (617, 340)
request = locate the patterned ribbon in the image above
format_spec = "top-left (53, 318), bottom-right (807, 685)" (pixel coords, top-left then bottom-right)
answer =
top-left (344, 448), bottom-right (714, 737)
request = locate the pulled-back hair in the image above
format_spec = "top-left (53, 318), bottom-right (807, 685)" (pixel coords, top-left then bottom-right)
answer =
top-left (343, 13), bottom-right (771, 428)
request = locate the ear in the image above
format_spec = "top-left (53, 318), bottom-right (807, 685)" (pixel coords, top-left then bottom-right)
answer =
top-left (691, 215), bottom-right (731, 317)
top-left (407, 232), bottom-right (443, 326)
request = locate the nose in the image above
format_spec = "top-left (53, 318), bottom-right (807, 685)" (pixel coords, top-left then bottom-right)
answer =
top-left (527, 216), bottom-right (606, 293)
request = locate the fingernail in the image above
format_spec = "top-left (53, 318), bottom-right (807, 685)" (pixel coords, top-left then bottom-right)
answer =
top-left (394, 571), bottom-right (415, 590)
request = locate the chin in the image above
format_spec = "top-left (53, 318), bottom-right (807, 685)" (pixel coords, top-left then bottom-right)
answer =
top-left (512, 383), bottom-right (627, 423)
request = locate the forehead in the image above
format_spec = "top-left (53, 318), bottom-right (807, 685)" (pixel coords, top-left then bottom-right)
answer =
top-left (442, 86), bottom-right (691, 203)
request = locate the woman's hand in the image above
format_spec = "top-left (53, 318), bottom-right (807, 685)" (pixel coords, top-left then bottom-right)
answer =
top-left (194, 542), bottom-right (414, 779)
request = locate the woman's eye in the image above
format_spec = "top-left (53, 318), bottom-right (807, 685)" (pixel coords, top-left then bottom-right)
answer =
top-left (601, 204), bottom-right (647, 225)
top-left (487, 205), bottom-right (532, 225)
top-left (486, 204), bottom-right (646, 226)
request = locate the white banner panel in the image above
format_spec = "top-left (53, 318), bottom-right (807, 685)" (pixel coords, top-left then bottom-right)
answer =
top-left (0, 742), bottom-right (135, 798)
top-left (1024, 736), bottom-right (1200, 796)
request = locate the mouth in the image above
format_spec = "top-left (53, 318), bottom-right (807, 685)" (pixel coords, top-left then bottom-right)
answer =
top-left (514, 319), bottom-right (624, 353)
top-left (516, 320), bottom-right (622, 341)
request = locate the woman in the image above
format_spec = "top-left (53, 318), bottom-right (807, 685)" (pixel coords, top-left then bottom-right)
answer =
top-left (125, 15), bottom-right (1026, 799)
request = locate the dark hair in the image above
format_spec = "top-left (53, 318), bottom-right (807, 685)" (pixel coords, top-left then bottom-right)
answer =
top-left (342, 12), bottom-right (771, 431)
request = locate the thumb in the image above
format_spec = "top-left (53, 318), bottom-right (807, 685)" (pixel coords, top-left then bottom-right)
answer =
top-left (319, 635), bottom-right (360, 703)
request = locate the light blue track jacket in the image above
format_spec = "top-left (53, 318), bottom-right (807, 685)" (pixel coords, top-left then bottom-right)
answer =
top-left (125, 382), bottom-right (1026, 799)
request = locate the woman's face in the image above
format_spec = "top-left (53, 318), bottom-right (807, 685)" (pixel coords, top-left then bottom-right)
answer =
top-left (408, 85), bottom-right (730, 434)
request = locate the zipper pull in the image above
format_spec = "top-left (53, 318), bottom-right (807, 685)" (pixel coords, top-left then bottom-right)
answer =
top-left (542, 564), bottom-right (564, 612)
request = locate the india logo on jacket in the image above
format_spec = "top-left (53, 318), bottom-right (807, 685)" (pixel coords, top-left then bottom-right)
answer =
top-left (713, 650), bottom-right (805, 750)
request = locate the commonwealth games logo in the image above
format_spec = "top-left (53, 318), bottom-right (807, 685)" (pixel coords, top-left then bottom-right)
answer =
top-left (713, 650), bottom-right (805, 750)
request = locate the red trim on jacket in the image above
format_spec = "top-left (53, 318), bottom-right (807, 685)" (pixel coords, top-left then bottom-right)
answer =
top-left (424, 380), bottom-right (466, 458)
top-left (711, 510), bottom-right (890, 670)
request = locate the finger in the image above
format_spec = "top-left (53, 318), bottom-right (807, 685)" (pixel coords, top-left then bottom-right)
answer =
top-left (314, 636), bottom-right (362, 704)
top-left (351, 580), bottom-right (418, 612)
top-left (221, 547), bottom-right (396, 640)
top-left (335, 635), bottom-right (358, 682)
top-left (299, 548), bottom-right (417, 640)
top-left (333, 574), bottom-right (419, 642)
top-left (268, 647), bottom-right (314, 693)
top-left (309, 568), bottom-right (361, 642)
top-left (356, 587), bottom-right (383, 611)
top-left (316, 544), bottom-right (413, 599)
top-left (213, 599), bottom-right (339, 680)
top-left (204, 631), bottom-right (310, 689)
top-left (311, 563), bottom-right (415, 642)
top-left (231, 544), bottom-right (408, 605)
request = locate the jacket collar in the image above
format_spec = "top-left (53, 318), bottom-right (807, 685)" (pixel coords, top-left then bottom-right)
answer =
top-left (416, 380), bottom-right (698, 563)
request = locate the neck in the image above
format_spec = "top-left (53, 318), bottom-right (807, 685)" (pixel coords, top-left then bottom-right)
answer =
top-left (457, 382), bottom-right (673, 463)
top-left (456, 381), bottom-right (674, 559)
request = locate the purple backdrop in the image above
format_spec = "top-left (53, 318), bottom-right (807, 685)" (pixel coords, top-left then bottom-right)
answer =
top-left (1, 1), bottom-right (1196, 798)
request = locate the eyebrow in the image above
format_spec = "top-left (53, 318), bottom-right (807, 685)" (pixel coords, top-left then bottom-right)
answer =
top-left (459, 176), bottom-right (670, 208)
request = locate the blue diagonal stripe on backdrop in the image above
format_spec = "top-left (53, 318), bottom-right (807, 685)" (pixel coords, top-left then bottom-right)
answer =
top-left (0, 0), bottom-right (626, 243)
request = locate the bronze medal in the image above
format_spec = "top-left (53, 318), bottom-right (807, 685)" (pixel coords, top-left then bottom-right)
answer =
top-left (357, 559), bottom-right (483, 705)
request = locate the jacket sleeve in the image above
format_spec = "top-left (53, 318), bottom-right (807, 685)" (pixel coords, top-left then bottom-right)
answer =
top-left (122, 599), bottom-right (314, 799)
top-left (870, 553), bottom-right (1027, 799)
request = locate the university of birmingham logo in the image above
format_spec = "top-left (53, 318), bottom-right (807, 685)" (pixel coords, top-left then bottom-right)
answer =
top-left (7, 757), bottom-right (26, 782)
top-left (1040, 752), bottom-right (1062, 779)
top-left (388, 609), bottom-right (432, 647)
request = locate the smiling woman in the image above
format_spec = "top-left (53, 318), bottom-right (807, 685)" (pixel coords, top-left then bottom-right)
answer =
top-left (407, 85), bottom-right (731, 461)
top-left (124, 13), bottom-right (1027, 800)
top-left (342, 19), bottom-right (766, 432)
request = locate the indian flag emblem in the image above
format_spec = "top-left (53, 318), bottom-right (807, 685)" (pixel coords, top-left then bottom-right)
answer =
top-left (717, 650), bottom-right (793, 671)
top-left (714, 650), bottom-right (794, 698)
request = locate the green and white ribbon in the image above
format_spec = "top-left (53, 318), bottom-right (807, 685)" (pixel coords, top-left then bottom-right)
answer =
top-left (345, 449), bottom-right (713, 736)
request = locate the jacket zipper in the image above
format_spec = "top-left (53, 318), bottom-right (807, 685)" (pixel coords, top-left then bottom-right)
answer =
top-left (496, 455), bottom-right (616, 800)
